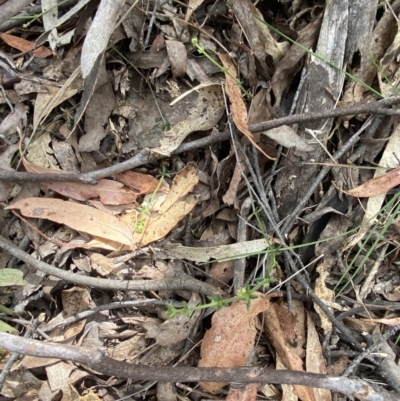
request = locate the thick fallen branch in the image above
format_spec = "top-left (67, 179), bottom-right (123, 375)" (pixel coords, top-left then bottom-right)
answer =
top-left (0, 332), bottom-right (396, 401)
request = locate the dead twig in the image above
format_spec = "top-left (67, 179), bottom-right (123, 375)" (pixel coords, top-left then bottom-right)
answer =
top-left (0, 235), bottom-right (222, 296)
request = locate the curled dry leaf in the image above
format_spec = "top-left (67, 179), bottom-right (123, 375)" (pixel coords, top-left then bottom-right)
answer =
top-left (198, 293), bottom-right (273, 394)
top-left (6, 198), bottom-right (135, 248)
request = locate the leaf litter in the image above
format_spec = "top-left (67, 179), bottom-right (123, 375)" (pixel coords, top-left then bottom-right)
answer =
top-left (0, 1), bottom-right (400, 401)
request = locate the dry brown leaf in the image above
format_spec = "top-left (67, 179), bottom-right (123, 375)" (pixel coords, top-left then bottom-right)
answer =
top-left (46, 361), bottom-right (75, 392)
top-left (139, 195), bottom-right (198, 246)
top-left (6, 198), bottom-right (135, 248)
top-left (313, 262), bottom-right (335, 334)
top-left (0, 103), bottom-right (28, 138)
top-left (271, 14), bottom-right (322, 107)
top-left (165, 40), bottom-right (187, 78)
top-left (44, 179), bottom-right (138, 205)
top-left (222, 160), bottom-right (243, 205)
top-left (198, 293), bottom-right (273, 394)
top-left (263, 303), bottom-right (316, 401)
top-left (160, 162), bottom-right (199, 212)
top-left (143, 293), bottom-right (201, 346)
top-left (61, 287), bottom-right (91, 340)
top-left (108, 335), bottom-right (147, 361)
top-left (0, 144), bottom-right (19, 202)
top-left (80, 60), bottom-right (116, 152)
top-left (217, 52), bottom-right (274, 160)
top-left (114, 170), bottom-right (164, 195)
top-left (0, 33), bottom-right (52, 58)
top-left (343, 166), bottom-right (400, 197)
top-left (261, 125), bottom-right (314, 152)
top-left (306, 312), bottom-right (331, 401)
top-left (326, 356), bottom-right (349, 376)
top-left (362, 317), bottom-right (400, 326)
top-left (127, 163), bottom-right (199, 246)
top-left (226, 383), bottom-right (259, 401)
top-left (33, 75), bottom-right (82, 133)
top-left (153, 85), bottom-right (224, 156)
top-left (80, 0), bottom-right (125, 79)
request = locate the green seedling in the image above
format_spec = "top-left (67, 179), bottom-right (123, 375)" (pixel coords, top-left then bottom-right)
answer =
top-left (166, 271), bottom-right (277, 318)
top-left (191, 37), bottom-right (253, 100)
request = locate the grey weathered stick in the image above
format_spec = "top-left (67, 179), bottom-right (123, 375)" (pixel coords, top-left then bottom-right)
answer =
top-left (0, 332), bottom-right (396, 401)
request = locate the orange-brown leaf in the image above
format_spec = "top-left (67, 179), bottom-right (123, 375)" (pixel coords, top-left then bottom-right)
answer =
top-left (44, 179), bottom-right (138, 205)
top-left (344, 166), bottom-right (400, 197)
top-left (113, 170), bottom-right (163, 195)
top-left (0, 33), bottom-right (52, 58)
top-left (199, 293), bottom-right (272, 393)
top-left (217, 52), bottom-right (274, 160)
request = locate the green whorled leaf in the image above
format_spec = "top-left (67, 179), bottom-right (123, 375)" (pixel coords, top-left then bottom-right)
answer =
top-left (0, 268), bottom-right (25, 287)
top-left (0, 320), bottom-right (18, 334)
top-left (0, 304), bottom-right (14, 316)
top-left (165, 304), bottom-right (178, 318)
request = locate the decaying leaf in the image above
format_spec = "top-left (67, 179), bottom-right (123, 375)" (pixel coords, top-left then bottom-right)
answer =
top-left (6, 198), bottom-right (135, 248)
top-left (143, 293), bottom-right (201, 346)
top-left (263, 302), bottom-right (317, 401)
top-left (165, 40), bottom-right (187, 78)
top-left (306, 312), bottom-right (331, 401)
top-left (43, 179), bottom-right (139, 205)
top-left (153, 85), bottom-right (224, 156)
top-left (271, 13), bottom-right (322, 107)
top-left (362, 317), bottom-right (400, 326)
top-left (199, 293), bottom-right (273, 393)
top-left (0, 103), bottom-right (28, 138)
top-left (313, 262), bottom-right (335, 334)
top-left (261, 125), bottom-right (314, 152)
top-left (156, 238), bottom-right (279, 263)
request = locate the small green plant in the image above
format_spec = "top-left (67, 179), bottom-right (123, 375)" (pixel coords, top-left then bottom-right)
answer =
top-left (191, 37), bottom-right (253, 100)
top-left (166, 277), bottom-right (274, 318)
top-left (166, 248), bottom-right (279, 318)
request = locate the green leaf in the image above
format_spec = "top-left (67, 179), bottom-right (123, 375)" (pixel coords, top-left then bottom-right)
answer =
top-left (0, 304), bottom-right (14, 316)
top-left (165, 304), bottom-right (178, 318)
top-left (0, 269), bottom-right (25, 287)
top-left (0, 320), bottom-right (18, 334)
